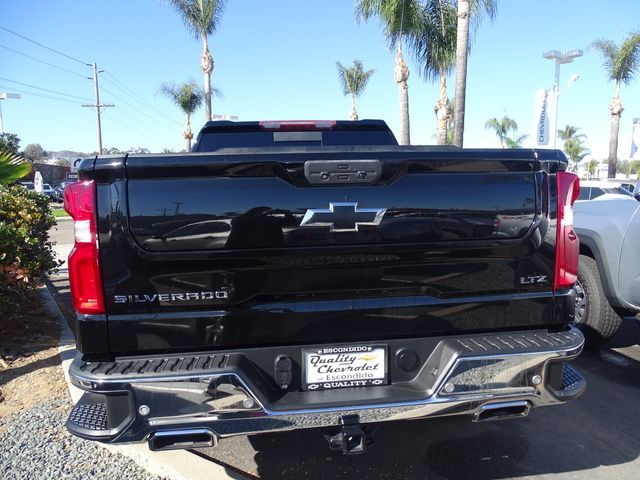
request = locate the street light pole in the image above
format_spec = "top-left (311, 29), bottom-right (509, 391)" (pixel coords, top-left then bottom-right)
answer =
top-left (0, 92), bottom-right (21, 135)
top-left (552, 61), bottom-right (560, 147)
top-left (543, 49), bottom-right (583, 148)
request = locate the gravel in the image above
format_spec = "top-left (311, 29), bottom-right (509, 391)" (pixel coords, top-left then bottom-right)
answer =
top-left (0, 398), bottom-right (162, 480)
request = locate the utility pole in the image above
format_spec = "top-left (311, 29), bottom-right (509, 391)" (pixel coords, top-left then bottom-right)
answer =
top-left (82, 63), bottom-right (114, 155)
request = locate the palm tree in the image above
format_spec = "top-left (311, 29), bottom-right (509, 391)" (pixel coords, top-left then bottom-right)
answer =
top-left (169, 0), bottom-right (226, 122)
top-left (563, 137), bottom-right (590, 172)
top-left (0, 150), bottom-right (30, 184)
top-left (505, 133), bottom-right (528, 149)
top-left (557, 125), bottom-right (586, 143)
top-left (485, 115), bottom-right (517, 148)
top-left (592, 31), bottom-right (640, 178)
top-left (355, 0), bottom-right (423, 145)
top-left (557, 125), bottom-right (588, 171)
top-left (453, 0), bottom-right (497, 147)
top-left (586, 159), bottom-right (599, 179)
top-left (160, 82), bottom-right (204, 151)
top-left (336, 60), bottom-right (375, 120)
top-left (410, 0), bottom-right (457, 144)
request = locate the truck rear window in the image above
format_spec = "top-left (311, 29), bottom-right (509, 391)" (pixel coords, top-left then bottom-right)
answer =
top-left (195, 130), bottom-right (398, 152)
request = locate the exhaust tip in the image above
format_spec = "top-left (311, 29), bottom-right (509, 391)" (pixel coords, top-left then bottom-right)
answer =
top-left (148, 428), bottom-right (217, 451)
top-left (473, 401), bottom-right (531, 422)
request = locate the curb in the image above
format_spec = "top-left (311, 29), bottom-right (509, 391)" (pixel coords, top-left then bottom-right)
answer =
top-left (40, 286), bottom-right (247, 480)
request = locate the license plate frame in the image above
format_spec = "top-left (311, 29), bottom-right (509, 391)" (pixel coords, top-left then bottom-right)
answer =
top-left (302, 344), bottom-right (388, 391)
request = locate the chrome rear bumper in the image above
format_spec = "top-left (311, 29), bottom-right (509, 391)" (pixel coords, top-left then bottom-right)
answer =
top-left (67, 327), bottom-right (585, 448)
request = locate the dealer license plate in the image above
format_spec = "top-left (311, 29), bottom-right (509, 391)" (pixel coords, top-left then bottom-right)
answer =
top-left (303, 345), bottom-right (387, 391)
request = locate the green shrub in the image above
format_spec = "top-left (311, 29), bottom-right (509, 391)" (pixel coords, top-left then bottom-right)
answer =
top-left (0, 184), bottom-right (60, 311)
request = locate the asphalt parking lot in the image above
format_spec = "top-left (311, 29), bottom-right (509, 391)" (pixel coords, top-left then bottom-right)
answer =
top-left (49, 220), bottom-right (640, 480)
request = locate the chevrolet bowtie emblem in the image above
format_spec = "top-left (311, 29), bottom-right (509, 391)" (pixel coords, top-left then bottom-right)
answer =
top-left (300, 202), bottom-right (386, 232)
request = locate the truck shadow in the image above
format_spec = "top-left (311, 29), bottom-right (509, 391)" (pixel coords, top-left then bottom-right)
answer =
top-left (240, 319), bottom-right (640, 480)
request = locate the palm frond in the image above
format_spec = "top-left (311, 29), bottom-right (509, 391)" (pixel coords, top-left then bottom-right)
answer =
top-left (336, 60), bottom-right (375, 97)
top-left (557, 125), bottom-right (586, 142)
top-left (505, 134), bottom-right (528, 149)
top-left (336, 62), bottom-right (350, 96)
top-left (0, 150), bottom-right (30, 184)
top-left (484, 118), bottom-right (500, 131)
top-left (485, 115), bottom-right (518, 146)
top-left (616, 31), bottom-right (640, 85)
top-left (563, 136), bottom-right (591, 164)
top-left (160, 81), bottom-right (204, 115)
top-left (409, 0), bottom-right (457, 81)
top-left (168, 0), bottom-right (226, 39)
top-left (592, 39), bottom-right (619, 81)
top-left (355, 0), bottom-right (424, 48)
top-left (468, 0), bottom-right (498, 38)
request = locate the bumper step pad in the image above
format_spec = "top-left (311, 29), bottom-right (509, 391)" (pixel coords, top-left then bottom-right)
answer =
top-left (68, 401), bottom-right (108, 431)
top-left (551, 364), bottom-right (586, 400)
top-left (66, 391), bottom-right (134, 440)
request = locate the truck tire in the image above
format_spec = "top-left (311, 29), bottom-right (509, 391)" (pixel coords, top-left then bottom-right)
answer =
top-left (574, 254), bottom-right (623, 344)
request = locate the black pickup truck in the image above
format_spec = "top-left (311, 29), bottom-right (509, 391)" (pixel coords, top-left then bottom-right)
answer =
top-left (64, 120), bottom-right (585, 454)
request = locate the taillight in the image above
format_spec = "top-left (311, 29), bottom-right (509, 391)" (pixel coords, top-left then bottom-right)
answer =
top-left (554, 172), bottom-right (580, 290)
top-left (259, 120), bottom-right (336, 130)
top-left (64, 180), bottom-right (105, 314)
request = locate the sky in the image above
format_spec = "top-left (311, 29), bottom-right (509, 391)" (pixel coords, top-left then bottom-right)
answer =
top-left (1, 0), bottom-right (639, 159)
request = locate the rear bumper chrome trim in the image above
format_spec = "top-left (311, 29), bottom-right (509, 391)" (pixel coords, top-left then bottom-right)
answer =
top-left (67, 327), bottom-right (585, 444)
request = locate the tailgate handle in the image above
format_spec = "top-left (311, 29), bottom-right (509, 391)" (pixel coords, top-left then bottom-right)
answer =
top-left (304, 160), bottom-right (381, 185)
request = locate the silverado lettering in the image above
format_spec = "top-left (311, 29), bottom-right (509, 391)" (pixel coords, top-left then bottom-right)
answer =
top-left (113, 291), bottom-right (229, 304)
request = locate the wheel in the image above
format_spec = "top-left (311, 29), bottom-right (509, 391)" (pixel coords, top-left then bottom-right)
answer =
top-left (573, 254), bottom-right (623, 344)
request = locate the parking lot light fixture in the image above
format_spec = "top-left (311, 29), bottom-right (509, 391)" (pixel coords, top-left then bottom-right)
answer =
top-left (543, 49), bottom-right (583, 148)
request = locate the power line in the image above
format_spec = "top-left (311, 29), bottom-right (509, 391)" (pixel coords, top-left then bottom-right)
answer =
top-left (0, 44), bottom-right (87, 78)
top-left (0, 76), bottom-right (92, 102)
top-left (0, 25), bottom-right (89, 65)
top-left (108, 109), bottom-right (176, 149)
top-left (102, 72), bottom-right (182, 127)
top-left (100, 86), bottom-right (179, 133)
top-left (0, 85), bottom-right (84, 105)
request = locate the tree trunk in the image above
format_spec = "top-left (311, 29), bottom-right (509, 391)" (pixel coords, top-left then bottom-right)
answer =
top-left (435, 68), bottom-right (450, 145)
top-left (350, 94), bottom-right (358, 121)
top-left (453, 0), bottom-right (470, 148)
top-left (394, 44), bottom-right (410, 145)
top-left (184, 112), bottom-right (193, 152)
top-left (201, 34), bottom-right (214, 122)
top-left (607, 81), bottom-right (623, 179)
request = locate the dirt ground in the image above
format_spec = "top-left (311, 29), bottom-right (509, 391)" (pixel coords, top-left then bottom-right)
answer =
top-left (0, 291), bottom-right (69, 421)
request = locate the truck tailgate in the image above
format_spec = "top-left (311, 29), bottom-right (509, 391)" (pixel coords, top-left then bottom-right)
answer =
top-left (91, 147), bottom-right (564, 354)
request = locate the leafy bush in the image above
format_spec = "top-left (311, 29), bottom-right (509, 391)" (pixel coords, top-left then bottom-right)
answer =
top-left (0, 184), bottom-right (60, 311)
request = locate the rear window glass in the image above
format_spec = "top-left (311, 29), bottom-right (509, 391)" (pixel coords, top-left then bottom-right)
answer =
top-left (578, 187), bottom-right (590, 201)
top-left (195, 130), bottom-right (398, 152)
top-left (603, 187), bottom-right (633, 196)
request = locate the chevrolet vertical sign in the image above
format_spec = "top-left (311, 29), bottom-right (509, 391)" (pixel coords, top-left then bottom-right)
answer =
top-left (534, 89), bottom-right (550, 146)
